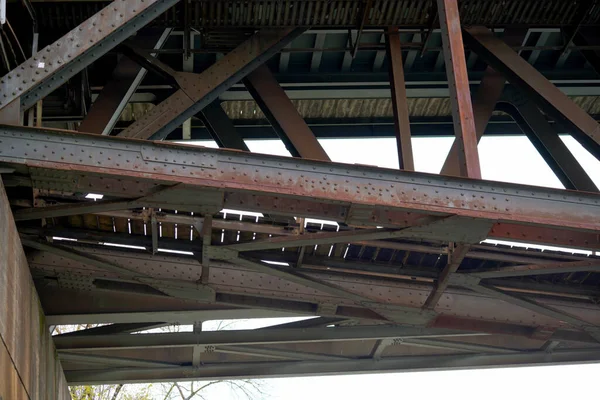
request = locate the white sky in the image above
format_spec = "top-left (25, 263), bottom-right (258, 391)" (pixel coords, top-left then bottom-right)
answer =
top-left (162, 135), bottom-right (600, 399)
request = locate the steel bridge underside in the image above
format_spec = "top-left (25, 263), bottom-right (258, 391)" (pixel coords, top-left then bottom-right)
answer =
top-left (1, 0), bottom-right (600, 387)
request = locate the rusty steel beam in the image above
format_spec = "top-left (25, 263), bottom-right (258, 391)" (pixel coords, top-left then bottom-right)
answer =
top-left (497, 100), bottom-right (598, 192)
top-left (463, 26), bottom-right (600, 160)
top-left (436, 0), bottom-right (481, 178)
top-left (78, 29), bottom-right (172, 135)
top-left (470, 260), bottom-right (600, 279)
top-left (30, 243), bottom-right (600, 332)
top-left (225, 217), bottom-right (491, 252)
top-left (243, 65), bottom-right (329, 161)
top-left (386, 27), bottom-right (414, 171)
top-left (440, 29), bottom-right (527, 177)
top-left (0, 0), bottom-right (179, 114)
top-left (198, 101), bottom-right (250, 151)
top-left (118, 29), bottom-right (304, 140)
top-left (422, 243), bottom-right (470, 310)
top-left (450, 275), bottom-right (600, 339)
top-left (1, 126), bottom-right (600, 249)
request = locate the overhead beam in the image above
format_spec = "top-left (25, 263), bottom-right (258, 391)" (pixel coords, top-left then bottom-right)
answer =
top-left (1, 126), bottom-right (600, 248)
top-left (45, 308), bottom-right (301, 326)
top-left (118, 28), bottom-right (304, 140)
top-left (225, 217), bottom-right (491, 252)
top-left (243, 65), bottom-right (329, 160)
top-left (386, 27), bottom-right (414, 171)
top-left (440, 29), bottom-right (527, 176)
top-left (64, 348), bottom-right (600, 384)
top-left (53, 325), bottom-right (487, 351)
top-left (198, 101), bottom-right (250, 151)
top-left (470, 259), bottom-right (600, 279)
top-left (450, 275), bottom-right (600, 337)
top-left (0, 0), bottom-right (179, 114)
top-left (13, 199), bottom-right (138, 221)
top-left (497, 100), bottom-right (598, 192)
top-left (55, 323), bottom-right (166, 337)
top-left (77, 29), bottom-right (172, 135)
top-left (463, 26), bottom-right (600, 160)
top-left (436, 0), bottom-right (481, 178)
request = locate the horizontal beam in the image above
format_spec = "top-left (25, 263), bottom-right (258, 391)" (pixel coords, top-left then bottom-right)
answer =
top-left (45, 308), bottom-right (303, 326)
top-left (53, 325), bottom-right (487, 351)
top-left (30, 242), bottom-right (600, 335)
top-left (58, 352), bottom-right (179, 368)
top-left (1, 125), bottom-right (599, 249)
top-left (214, 345), bottom-right (352, 361)
top-left (64, 348), bottom-right (600, 384)
top-left (13, 199), bottom-right (138, 221)
top-left (471, 260), bottom-right (600, 279)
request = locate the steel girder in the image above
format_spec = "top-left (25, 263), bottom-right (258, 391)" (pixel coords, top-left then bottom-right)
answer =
top-left (117, 28), bottom-right (304, 140)
top-left (440, 28), bottom-right (527, 176)
top-left (198, 101), bottom-right (250, 151)
top-left (28, 243), bottom-right (600, 333)
top-left (243, 65), bottom-right (330, 161)
top-left (77, 29), bottom-right (172, 135)
top-left (386, 27), bottom-right (414, 171)
top-left (61, 348), bottom-right (600, 385)
top-left (1, 125), bottom-right (599, 249)
top-left (436, 0), bottom-right (481, 178)
top-left (496, 99), bottom-right (598, 192)
top-left (0, 0), bottom-right (180, 114)
top-left (463, 26), bottom-right (600, 161)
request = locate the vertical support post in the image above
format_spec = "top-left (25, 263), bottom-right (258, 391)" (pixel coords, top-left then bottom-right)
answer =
top-left (440, 29), bottom-right (527, 176)
top-left (182, 29), bottom-right (194, 141)
top-left (436, 0), bottom-right (481, 178)
top-left (200, 216), bottom-right (212, 284)
top-left (386, 27), bottom-right (414, 171)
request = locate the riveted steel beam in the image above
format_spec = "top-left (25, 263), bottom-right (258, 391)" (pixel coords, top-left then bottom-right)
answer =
top-left (198, 101), bottom-right (250, 151)
top-left (497, 100), bottom-right (598, 192)
top-left (64, 348), bottom-right (600, 384)
top-left (1, 126), bottom-right (599, 249)
top-left (78, 29), bottom-right (172, 135)
top-left (463, 26), bottom-right (600, 160)
top-left (0, 0), bottom-right (180, 113)
top-left (436, 0), bottom-right (481, 178)
top-left (30, 243), bottom-right (600, 332)
top-left (386, 27), bottom-right (414, 171)
top-left (449, 275), bottom-right (600, 336)
top-left (422, 243), bottom-right (470, 310)
top-left (244, 65), bottom-right (329, 160)
top-left (118, 28), bottom-right (304, 140)
top-left (440, 29), bottom-right (527, 176)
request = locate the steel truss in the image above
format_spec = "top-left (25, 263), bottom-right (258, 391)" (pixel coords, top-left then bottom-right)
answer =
top-left (1, 0), bottom-right (600, 388)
